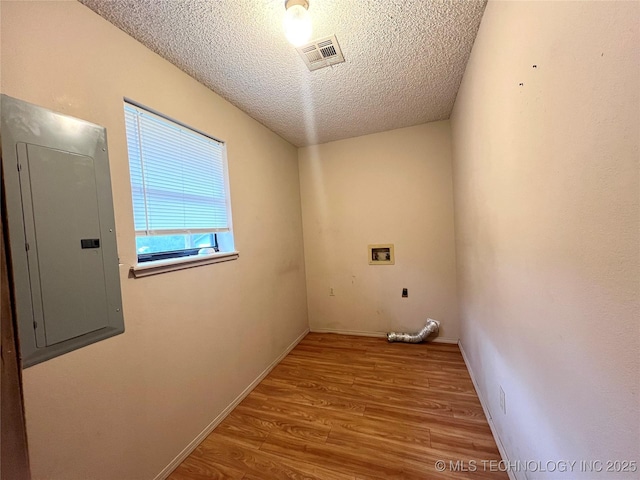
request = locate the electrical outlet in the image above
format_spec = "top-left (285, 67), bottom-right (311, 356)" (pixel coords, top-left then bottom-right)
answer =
top-left (402, 288), bottom-right (408, 298)
top-left (329, 287), bottom-right (335, 296)
top-left (499, 386), bottom-right (506, 414)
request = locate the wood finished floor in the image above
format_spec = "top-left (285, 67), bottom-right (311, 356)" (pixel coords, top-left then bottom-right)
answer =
top-left (169, 333), bottom-right (508, 480)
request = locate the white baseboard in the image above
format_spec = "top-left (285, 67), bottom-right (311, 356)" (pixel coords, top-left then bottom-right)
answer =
top-left (430, 337), bottom-right (459, 345)
top-left (309, 327), bottom-right (459, 344)
top-left (310, 327), bottom-right (386, 338)
top-left (458, 341), bottom-right (518, 480)
top-left (153, 327), bottom-right (310, 480)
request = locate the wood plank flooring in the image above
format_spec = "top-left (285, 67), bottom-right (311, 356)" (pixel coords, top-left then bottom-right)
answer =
top-left (169, 333), bottom-right (508, 480)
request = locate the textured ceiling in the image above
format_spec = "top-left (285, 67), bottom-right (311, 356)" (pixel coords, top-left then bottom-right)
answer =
top-left (79, 0), bottom-right (487, 147)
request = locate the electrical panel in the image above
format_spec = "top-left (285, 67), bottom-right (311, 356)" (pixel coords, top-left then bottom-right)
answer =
top-left (1, 95), bottom-right (124, 367)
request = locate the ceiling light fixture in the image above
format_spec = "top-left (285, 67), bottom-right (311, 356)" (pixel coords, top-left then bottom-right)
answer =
top-left (283, 0), bottom-right (312, 47)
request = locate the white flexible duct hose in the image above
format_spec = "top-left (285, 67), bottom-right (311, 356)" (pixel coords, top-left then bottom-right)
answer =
top-left (387, 319), bottom-right (440, 343)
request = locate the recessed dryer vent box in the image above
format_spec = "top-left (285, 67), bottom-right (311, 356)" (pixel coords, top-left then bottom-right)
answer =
top-left (1, 95), bottom-right (124, 367)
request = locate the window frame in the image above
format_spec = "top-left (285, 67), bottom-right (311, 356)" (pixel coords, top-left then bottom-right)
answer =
top-left (123, 99), bottom-right (238, 277)
top-left (137, 233), bottom-right (219, 263)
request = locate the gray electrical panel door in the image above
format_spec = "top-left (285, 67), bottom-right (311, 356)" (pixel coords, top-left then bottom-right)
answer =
top-left (1, 95), bottom-right (124, 367)
top-left (20, 144), bottom-right (110, 346)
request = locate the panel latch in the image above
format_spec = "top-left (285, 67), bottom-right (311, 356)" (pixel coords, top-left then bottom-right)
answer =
top-left (80, 238), bottom-right (100, 249)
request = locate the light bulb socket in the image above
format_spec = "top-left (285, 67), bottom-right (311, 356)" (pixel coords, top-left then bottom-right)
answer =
top-left (284, 0), bottom-right (309, 11)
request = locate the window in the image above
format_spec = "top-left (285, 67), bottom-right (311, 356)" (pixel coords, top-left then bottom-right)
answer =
top-left (123, 101), bottom-right (235, 269)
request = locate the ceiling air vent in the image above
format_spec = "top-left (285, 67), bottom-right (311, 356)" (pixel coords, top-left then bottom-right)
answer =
top-left (296, 35), bottom-right (345, 72)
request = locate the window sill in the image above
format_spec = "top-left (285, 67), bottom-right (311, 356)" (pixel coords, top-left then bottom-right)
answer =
top-left (130, 251), bottom-right (239, 278)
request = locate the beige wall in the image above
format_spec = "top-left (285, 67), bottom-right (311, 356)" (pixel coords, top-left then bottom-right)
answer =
top-left (451, 1), bottom-right (639, 476)
top-left (299, 122), bottom-right (459, 340)
top-left (1, 2), bottom-right (308, 479)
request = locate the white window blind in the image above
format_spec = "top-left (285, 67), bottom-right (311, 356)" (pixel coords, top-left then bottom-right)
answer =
top-left (124, 102), bottom-right (230, 236)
